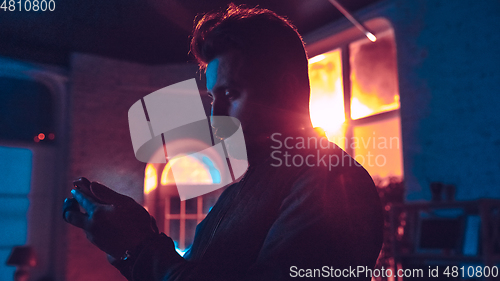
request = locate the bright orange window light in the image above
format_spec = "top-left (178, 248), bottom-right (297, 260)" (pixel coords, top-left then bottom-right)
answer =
top-left (352, 117), bottom-right (403, 180)
top-left (308, 27), bottom-right (403, 182)
top-left (144, 163), bottom-right (158, 194)
top-left (349, 29), bottom-right (400, 119)
top-left (161, 155), bottom-right (213, 185)
top-left (308, 49), bottom-right (346, 149)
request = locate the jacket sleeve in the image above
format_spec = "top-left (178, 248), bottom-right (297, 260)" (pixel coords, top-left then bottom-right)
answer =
top-left (111, 166), bottom-right (383, 281)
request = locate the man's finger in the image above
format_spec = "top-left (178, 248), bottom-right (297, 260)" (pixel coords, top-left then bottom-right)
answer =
top-left (73, 177), bottom-right (91, 191)
top-left (74, 177), bottom-right (107, 204)
top-left (71, 189), bottom-right (98, 214)
top-left (90, 182), bottom-right (130, 205)
top-left (63, 201), bottom-right (88, 229)
top-left (63, 198), bottom-right (80, 220)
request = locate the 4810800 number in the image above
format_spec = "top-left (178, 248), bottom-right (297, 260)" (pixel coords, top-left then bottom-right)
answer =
top-left (443, 266), bottom-right (498, 278)
top-left (1, 0), bottom-right (55, 11)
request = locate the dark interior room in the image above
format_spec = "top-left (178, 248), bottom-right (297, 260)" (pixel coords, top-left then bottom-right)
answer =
top-left (1, 0), bottom-right (499, 280)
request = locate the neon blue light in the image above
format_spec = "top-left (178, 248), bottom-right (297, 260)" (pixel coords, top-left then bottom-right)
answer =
top-left (201, 156), bottom-right (221, 184)
top-left (0, 146), bottom-right (32, 194)
top-left (173, 241), bottom-right (188, 257)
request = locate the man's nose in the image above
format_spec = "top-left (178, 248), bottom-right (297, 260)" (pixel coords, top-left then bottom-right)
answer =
top-left (210, 98), bottom-right (229, 126)
top-left (210, 99), bottom-right (239, 139)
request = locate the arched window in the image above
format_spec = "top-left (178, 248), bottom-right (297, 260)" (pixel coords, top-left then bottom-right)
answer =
top-left (143, 148), bottom-right (225, 255)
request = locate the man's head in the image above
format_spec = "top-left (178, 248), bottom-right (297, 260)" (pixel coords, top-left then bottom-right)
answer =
top-left (191, 4), bottom-right (311, 156)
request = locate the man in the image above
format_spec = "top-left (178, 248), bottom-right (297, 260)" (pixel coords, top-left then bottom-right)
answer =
top-left (64, 4), bottom-right (383, 280)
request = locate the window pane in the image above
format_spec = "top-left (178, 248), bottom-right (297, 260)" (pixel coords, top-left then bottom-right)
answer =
top-left (352, 116), bottom-right (403, 181)
top-left (185, 220), bottom-right (198, 248)
top-left (169, 220), bottom-right (180, 242)
top-left (308, 49), bottom-right (346, 149)
top-left (0, 218), bottom-right (27, 246)
top-left (350, 30), bottom-right (400, 119)
top-left (0, 146), bottom-right (32, 195)
top-left (202, 194), bottom-right (218, 214)
top-left (169, 197), bottom-right (180, 214)
top-left (185, 198), bottom-right (197, 214)
top-left (144, 163), bottom-right (158, 194)
top-left (0, 250), bottom-right (16, 281)
top-left (0, 78), bottom-right (54, 143)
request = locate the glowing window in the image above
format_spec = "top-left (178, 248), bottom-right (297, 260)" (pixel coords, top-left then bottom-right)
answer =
top-left (144, 164), bottom-right (158, 195)
top-left (160, 155), bottom-right (220, 186)
top-left (144, 154), bottom-right (223, 256)
top-left (308, 26), bottom-right (403, 183)
top-left (308, 49), bottom-right (346, 149)
top-left (0, 146), bottom-right (32, 279)
top-left (350, 30), bottom-right (400, 119)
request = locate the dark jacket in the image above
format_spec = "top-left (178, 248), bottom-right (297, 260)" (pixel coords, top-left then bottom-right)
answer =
top-left (114, 143), bottom-right (384, 281)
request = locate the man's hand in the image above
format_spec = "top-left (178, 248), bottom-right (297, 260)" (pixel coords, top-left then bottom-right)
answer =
top-left (63, 177), bottom-right (159, 260)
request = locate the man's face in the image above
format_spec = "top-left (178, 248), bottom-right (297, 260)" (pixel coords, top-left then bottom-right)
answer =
top-left (206, 52), bottom-right (280, 149)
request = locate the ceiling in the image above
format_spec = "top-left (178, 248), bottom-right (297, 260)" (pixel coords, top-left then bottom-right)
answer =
top-left (0, 0), bottom-right (381, 66)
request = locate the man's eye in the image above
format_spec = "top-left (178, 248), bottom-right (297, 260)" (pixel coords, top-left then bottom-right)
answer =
top-left (225, 90), bottom-right (239, 100)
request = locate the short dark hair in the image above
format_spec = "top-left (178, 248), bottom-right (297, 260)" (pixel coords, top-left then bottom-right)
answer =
top-left (190, 4), bottom-right (310, 107)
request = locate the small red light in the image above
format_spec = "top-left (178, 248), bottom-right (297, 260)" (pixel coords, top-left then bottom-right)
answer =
top-left (48, 133), bottom-right (55, 140)
top-left (38, 133), bottom-right (45, 140)
top-left (34, 136), bottom-right (40, 143)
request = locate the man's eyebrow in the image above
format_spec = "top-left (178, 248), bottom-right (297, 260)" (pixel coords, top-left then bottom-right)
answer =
top-left (212, 80), bottom-right (239, 93)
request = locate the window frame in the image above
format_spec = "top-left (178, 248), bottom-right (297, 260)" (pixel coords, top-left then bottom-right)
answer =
top-left (306, 17), bottom-right (402, 162)
top-left (164, 195), bottom-right (209, 250)
top-left (144, 160), bottom-right (225, 253)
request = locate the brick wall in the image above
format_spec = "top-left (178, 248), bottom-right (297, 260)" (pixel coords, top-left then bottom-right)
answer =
top-left (66, 53), bottom-right (199, 281)
top-left (390, 0), bottom-right (500, 200)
